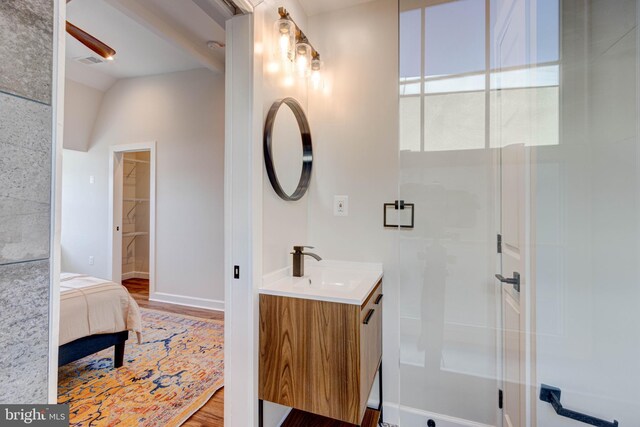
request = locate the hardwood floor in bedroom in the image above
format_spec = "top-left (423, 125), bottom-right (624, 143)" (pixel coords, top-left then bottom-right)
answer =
top-left (123, 278), bottom-right (224, 427)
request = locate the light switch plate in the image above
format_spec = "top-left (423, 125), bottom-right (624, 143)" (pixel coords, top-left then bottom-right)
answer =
top-left (334, 195), bottom-right (348, 216)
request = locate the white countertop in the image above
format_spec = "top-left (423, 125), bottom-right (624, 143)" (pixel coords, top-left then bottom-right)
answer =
top-left (260, 260), bottom-right (383, 305)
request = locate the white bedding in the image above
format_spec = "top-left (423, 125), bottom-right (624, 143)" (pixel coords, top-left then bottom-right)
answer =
top-left (59, 273), bottom-right (142, 346)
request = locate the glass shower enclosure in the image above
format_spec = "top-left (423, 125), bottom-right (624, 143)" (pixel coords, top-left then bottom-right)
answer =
top-left (398, 0), bottom-right (640, 425)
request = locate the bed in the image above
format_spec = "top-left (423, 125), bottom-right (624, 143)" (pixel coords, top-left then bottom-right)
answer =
top-left (58, 273), bottom-right (142, 368)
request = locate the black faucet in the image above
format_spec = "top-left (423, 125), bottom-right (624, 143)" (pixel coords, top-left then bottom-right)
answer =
top-left (291, 246), bottom-right (322, 277)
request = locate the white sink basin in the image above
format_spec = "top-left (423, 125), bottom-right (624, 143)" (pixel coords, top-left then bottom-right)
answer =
top-left (260, 260), bottom-right (383, 305)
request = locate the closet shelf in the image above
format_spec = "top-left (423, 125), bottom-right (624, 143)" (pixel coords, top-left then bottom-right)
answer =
top-left (123, 198), bottom-right (150, 202)
top-left (124, 159), bottom-right (150, 164)
top-left (123, 232), bottom-right (149, 238)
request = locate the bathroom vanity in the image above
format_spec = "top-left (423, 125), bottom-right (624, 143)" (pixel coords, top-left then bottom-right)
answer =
top-left (259, 261), bottom-right (383, 425)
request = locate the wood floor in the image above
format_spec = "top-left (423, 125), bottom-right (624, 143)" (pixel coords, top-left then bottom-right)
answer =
top-left (123, 278), bottom-right (224, 427)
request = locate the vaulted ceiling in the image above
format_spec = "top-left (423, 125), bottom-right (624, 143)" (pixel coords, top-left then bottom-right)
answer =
top-left (66, 0), bottom-right (226, 90)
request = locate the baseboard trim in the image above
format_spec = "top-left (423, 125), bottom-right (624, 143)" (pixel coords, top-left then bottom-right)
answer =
top-left (383, 403), bottom-right (495, 427)
top-left (149, 292), bottom-right (224, 312)
top-left (122, 271), bottom-right (149, 280)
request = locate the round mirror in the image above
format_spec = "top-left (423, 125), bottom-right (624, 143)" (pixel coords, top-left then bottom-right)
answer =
top-left (264, 97), bottom-right (313, 201)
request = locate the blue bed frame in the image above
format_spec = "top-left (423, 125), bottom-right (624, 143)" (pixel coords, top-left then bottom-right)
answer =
top-left (58, 331), bottom-right (129, 367)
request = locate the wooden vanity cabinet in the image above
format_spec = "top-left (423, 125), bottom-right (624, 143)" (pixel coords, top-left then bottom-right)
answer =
top-left (259, 280), bottom-right (383, 425)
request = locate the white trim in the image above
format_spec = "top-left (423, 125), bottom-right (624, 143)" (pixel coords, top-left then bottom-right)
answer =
top-left (107, 142), bottom-right (157, 300)
top-left (121, 271), bottom-right (150, 280)
top-left (231, 0), bottom-right (255, 13)
top-left (48, 0), bottom-right (66, 404)
top-left (150, 292), bottom-right (225, 312)
top-left (390, 403), bottom-right (496, 427)
top-left (224, 13), bottom-right (262, 427)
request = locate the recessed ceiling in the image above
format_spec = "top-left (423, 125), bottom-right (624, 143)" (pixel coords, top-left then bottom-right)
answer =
top-left (298, 0), bottom-right (377, 16)
top-left (66, 0), bottom-right (225, 88)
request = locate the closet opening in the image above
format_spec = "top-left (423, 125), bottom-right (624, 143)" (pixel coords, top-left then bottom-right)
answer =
top-left (121, 150), bottom-right (151, 299)
top-left (108, 143), bottom-right (156, 300)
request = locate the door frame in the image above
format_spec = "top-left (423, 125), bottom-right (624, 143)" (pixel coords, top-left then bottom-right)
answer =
top-left (107, 141), bottom-right (157, 294)
top-left (224, 11), bottom-right (262, 427)
top-left (492, 2), bottom-right (539, 425)
top-left (48, 0), bottom-right (66, 403)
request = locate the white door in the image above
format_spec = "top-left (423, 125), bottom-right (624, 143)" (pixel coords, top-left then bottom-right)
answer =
top-left (498, 143), bottom-right (526, 427)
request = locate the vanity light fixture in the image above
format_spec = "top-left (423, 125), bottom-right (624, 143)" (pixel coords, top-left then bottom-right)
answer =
top-left (276, 7), bottom-right (323, 86)
top-left (274, 10), bottom-right (296, 62)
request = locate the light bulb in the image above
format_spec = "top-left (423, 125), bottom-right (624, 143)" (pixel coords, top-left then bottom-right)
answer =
top-left (295, 42), bottom-right (312, 77)
top-left (311, 70), bottom-right (321, 89)
top-left (310, 57), bottom-right (322, 90)
top-left (279, 34), bottom-right (290, 58)
top-left (274, 18), bottom-right (295, 62)
top-left (296, 55), bottom-right (308, 76)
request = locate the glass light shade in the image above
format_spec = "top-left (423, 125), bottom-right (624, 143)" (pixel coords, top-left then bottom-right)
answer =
top-left (310, 57), bottom-right (323, 90)
top-left (295, 42), bottom-right (312, 77)
top-left (274, 18), bottom-right (295, 62)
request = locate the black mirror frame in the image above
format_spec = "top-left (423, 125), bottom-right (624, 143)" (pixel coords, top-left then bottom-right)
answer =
top-left (263, 97), bottom-right (313, 201)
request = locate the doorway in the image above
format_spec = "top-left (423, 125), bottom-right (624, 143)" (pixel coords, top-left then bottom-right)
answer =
top-left (108, 142), bottom-right (156, 296)
top-left (121, 150), bottom-right (151, 300)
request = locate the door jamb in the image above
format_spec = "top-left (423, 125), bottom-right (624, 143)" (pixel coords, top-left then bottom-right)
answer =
top-left (48, 0), bottom-right (66, 404)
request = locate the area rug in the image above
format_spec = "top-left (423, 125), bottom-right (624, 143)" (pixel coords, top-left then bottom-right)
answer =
top-left (58, 308), bottom-right (224, 427)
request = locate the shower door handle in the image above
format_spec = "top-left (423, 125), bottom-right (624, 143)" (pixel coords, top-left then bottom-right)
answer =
top-left (540, 385), bottom-right (618, 427)
top-left (495, 272), bottom-right (520, 293)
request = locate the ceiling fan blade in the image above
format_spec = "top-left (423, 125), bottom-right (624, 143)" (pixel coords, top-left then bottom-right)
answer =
top-left (66, 21), bottom-right (116, 60)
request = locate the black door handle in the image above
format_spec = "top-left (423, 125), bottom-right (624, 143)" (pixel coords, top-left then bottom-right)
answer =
top-left (495, 272), bottom-right (520, 292)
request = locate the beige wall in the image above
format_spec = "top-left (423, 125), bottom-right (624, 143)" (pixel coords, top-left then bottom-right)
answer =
top-left (61, 68), bottom-right (225, 306)
top-left (63, 79), bottom-right (104, 152)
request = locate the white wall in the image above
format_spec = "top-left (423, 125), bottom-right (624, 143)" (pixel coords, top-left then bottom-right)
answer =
top-left (257, 2), bottom-right (401, 424)
top-left (260, 0), bottom-right (309, 276)
top-left (61, 68), bottom-right (225, 306)
top-left (255, 0), bottom-right (310, 424)
top-left (306, 0), bottom-right (401, 419)
top-left (63, 79), bottom-right (104, 152)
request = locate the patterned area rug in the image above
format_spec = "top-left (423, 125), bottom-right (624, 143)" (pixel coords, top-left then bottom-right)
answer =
top-left (58, 308), bottom-right (224, 427)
